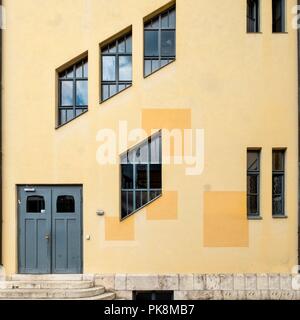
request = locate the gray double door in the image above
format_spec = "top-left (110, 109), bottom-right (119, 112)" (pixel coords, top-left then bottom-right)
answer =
top-left (18, 186), bottom-right (82, 274)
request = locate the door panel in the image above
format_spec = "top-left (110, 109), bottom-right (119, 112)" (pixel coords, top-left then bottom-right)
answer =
top-left (51, 187), bottom-right (82, 274)
top-left (18, 186), bottom-right (82, 274)
top-left (19, 187), bottom-right (51, 274)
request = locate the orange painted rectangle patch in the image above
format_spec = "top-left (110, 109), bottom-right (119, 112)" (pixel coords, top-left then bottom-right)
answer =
top-left (203, 192), bottom-right (249, 247)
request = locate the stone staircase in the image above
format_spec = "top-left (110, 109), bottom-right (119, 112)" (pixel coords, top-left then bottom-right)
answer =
top-left (0, 274), bottom-right (116, 300)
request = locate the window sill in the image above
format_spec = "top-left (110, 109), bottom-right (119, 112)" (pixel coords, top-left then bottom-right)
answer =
top-left (273, 215), bottom-right (288, 219)
top-left (246, 32), bottom-right (263, 34)
top-left (272, 32), bottom-right (288, 34)
top-left (248, 216), bottom-right (263, 220)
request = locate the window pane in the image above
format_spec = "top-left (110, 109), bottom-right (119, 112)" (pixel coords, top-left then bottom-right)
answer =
top-left (60, 81), bottom-right (73, 106)
top-left (169, 8), bottom-right (176, 28)
top-left (273, 151), bottom-right (284, 171)
top-left (161, 30), bottom-right (175, 56)
top-left (247, 175), bottom-right (258, 194)
top-left (119, 56), bottom-right (132, 81)
top-left (161, 59), bottom-right (169, 67)
top-left (126, 35), bottom-right (132, 53)
top-left (118, 39), bottom-right (126, 53)
top-left (76, 108), bottom-right (85, 116)
top-left (152, 60), bottom-right (159, 72)
top-left (119, 84), bottom-right (126, 91)
top-left (247, 195), bottom-right (258, 215)
top-left (150, 164), bottom-right (162, 189)
top-left (145, 60), bottom-right (151, 76)
top-left (247, 151), bottom-right (259, 171)
top-left (102, 56), bottom-right (116, 81)
top-left (145, 31), bottom-right (159, 56)
top-left (76, 64), bottom-right (83, 78)
top-left (121, 191), bottom-right (128, 218)
top-left (110, 84), bottom-right (117, 96)
top-left (151, 135), bottom-right (161, 163)
top-left (134, 143), bottom-right (148, 163)
top-left (273, 175), bottom-right (283, 195)
top-left (136, 191), bottom-right (148, 210)
top-left (66, 109), bottom-right (74, 122)
top-left (273, 196), bottom-right (283, 215)
top-left (247, 0), bottom-right (259, 32)
top-left (76, 80), bottom-right (88, 106)
top-left (273, 0), bottom-right (285, 32)
top-left (162, 12), bottom-right (169, 28)
top-left (27, 196), bottom-right (45, 213)
top-left (136, 164), bottom-right (148, 189)
top-left (57, 196), bottom-right (75, 213)
top-left (102, 85), bottom-right (109, 101)
top-left (59, 109), bottom-right (67, 124)
top-left (109, 43), bottom-right (117, 53)
top-left (150, 190), bottom-right (161, 201)
top-left (122, 164), bottom-right (134, 189)
top-left (66, 67), bottom-right (74, 79)
top-left (83, 61), bottom-right (88, 77)
top-left (152, 18), bottom-right (159, 28)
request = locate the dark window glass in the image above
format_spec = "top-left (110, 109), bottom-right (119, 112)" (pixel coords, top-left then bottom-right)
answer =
top-left (161, 31), bottom-right (175, 56)
top-left (247, 150), bottom-right (260, 217)
top-left (120, 132), bottom-right (162, 220)
top-left (27, 196), bottom-right (45, 213)
top-left (272, 150), bottom-right (285, 216)
top-left (57, 196), bottom-right (75, 213)
top-left (58, 57), bottom-right (88, 126)
top-left (101, 32), bottom-right (132, 101)
top-left (145, 31), bottom-right (159, 56)
top-left (122, 164), bottom-right (134, 189)
top-left (144, 6), bottom-right (176, 76)
top-left (272, 0), bottom-right (285, 32)
top-left (247, 0), bottom-right (260, 32)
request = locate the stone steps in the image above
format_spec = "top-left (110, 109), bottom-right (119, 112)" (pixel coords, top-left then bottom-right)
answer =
top-left (0, 274), bottom-right (116, 300)
top-left (0, 280), bottom-right (94, 290)
top-left (0, 286), bottom-right (105, 299)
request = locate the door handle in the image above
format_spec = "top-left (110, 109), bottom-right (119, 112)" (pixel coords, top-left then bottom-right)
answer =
top-left (45, 234), bottom-right (50, 241)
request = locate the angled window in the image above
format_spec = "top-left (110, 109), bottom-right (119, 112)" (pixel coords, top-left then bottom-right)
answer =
top-left (121, 132), bottom-right (162, 220)
top-left (247, 150), bottom-right (261, 217)
top-left (272, 0), bottom-right (285, 32)
top-left (272, 149), bottom-right (286, 217)
top-left (58, 57), bottom-right (88, 126)
top-left (144, 5), bottom-right (176, 77)
top-left (101, 32), bottom-right (132, 101)
top-left (247, 0), bottom-right (260, 32)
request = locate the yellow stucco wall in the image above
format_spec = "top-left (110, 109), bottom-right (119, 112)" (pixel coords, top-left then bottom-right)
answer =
top-left (1, 0), bottom-right (298, 274)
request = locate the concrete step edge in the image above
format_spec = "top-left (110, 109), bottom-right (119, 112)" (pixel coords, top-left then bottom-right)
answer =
top-left (0, 280), bottom-right (94, 289)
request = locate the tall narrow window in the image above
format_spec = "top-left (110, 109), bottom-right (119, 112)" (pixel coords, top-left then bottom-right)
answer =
top-left (101, 32), bottom-right (132, 101)
top-left (247, 150), bottom-right (260, 217)
top-left (144, 6), bottom-right (176, 77)
top-left (121, 132), bottom-right (162, 220)
top-left (58, 57), bottom-right (88, 126)
top-left (272, 0), bottom-right (285, 32)
top-left (272, 149), bottom-right (286, 217)
top-left (247, 0), bottom-right (260, 32)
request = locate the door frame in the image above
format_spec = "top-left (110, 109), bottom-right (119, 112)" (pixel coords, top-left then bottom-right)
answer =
top-left (17, 184), bottom-right (83, 274)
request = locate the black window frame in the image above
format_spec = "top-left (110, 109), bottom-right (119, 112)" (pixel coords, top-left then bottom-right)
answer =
top-left (120, 131), bottom-right (162, 221)
top-left (247, 149), bottom-right (261, 218)
top-left (101, 31), bottom-right (132, 102)
top-left (247, 0), bottom-right (260, 33)
top-left (272, 149), bottom-right (286, 217)
top-left (57, 57), bottom-right (88, 127)
top-left (144, 5), bottom-right (176, 77)
top-left (272, 0), bottom-right (286, 33)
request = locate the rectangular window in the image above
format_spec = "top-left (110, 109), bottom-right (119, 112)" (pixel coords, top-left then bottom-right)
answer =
top-left (121, 132), bottom-right (162, 220)
top-left (247, 0), bottom-right (260, 32)
top-left (144, 6), bottom-right (176, 77)
top-left (58, 57), bottom-right (88, 126)
top-left (247, 150), bottom-right (261, 217)
top-left (101, 32), bottom-right (132, 102)
top-left (272, 0), bottom-right (285, 32)
top-left (272, 149), bottom-right (285, 216)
